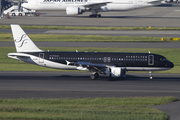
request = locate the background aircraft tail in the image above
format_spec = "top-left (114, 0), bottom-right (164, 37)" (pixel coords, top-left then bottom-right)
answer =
top-left (11, 24), bottom-right (43, 52)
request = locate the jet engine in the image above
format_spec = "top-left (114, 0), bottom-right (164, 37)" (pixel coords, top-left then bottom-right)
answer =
top-left (105, 67), bottom-right (126, 77)
top-left (66, 7), bottom-right (82, 15)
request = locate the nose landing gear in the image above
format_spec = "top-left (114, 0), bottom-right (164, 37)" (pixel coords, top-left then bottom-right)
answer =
top-left (149, 71), bottom-right (153, 80)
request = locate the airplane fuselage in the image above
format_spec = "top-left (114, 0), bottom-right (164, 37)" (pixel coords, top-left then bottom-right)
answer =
top-left (23, 0), bottom-right (152, 11)
top-left (22, 0), bottom-right (162, 17)
top-left (8, 51), bottom-right (174, 71)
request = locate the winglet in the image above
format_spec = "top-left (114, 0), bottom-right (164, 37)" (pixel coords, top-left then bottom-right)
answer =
top-left (10, 24), bottom-right (43, 52)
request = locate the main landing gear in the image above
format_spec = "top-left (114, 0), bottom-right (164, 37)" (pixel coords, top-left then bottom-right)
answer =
top-left (89, 14), bottom-right (101, 18)
top-left (149, 71), bottom-right (153, 80)
top-left (90, 72), bottom-right (99, 80)
top-left (89, 9), bottom-right (101, 18)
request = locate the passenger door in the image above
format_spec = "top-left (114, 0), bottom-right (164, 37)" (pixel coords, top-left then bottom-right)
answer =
top-left (39, 53), bottom-right (44, 63)
top-left (148, 55), bottom-right (154, 65)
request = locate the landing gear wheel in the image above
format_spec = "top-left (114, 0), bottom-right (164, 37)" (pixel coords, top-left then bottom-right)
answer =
top-left (12, 13), bottom-right (15, 16)
top-left (149, 71), bottom-right (153, 80)
top-left (19, 13), bottom-right (22, 16)
top-left (90, 72), bottom-right (99, 80)
top-left (89, 15), bottom-right (93, 18)
top-left (91, 74), bottom-right (95, 80)
top-left (89, 14), bottom-right (101, 18)
top-left (98, 14), bottom-right (101, 18)
top-left (89, 14), bottom-right (97, 18)
top-left (150, 76), bottom-right (153, 80)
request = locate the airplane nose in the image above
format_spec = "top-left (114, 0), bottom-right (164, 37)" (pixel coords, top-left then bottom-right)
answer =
top-left (170, 62), bottom-right (174, 68)
top-left (167, 61), bottom-right (174, 68)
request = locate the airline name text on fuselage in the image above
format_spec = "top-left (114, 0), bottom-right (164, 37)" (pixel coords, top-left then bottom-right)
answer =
top-left (43, 0), bottom-right (88, 2)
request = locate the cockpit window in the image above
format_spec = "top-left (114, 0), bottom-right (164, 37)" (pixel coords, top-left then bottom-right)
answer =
top-left (160, 57), bottom-right (167, 61)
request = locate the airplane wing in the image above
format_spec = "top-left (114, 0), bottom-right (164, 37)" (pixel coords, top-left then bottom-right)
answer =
top-left (83, 2), bottom-right (112, 9)
top-left (65, 60), bottom-right (107, 71)
top-left (77, 61), bottom-right (107, 67)
top-left (75, 61), bottom-right (113, 72)
top-left (148, 0), bottom-right (163, 3)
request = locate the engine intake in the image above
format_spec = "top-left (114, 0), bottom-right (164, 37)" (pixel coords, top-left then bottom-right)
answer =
top-left (66, 7), bottom-right (82, 15)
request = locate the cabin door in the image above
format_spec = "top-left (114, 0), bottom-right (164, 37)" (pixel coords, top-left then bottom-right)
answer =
top-left (148, 55), bottom-right (154, 65)
top-left (39, 53), bottom-right (44, 63)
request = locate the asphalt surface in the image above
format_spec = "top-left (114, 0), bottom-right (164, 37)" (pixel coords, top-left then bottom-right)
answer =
top-left (0, 71), bottom-right (180, 120)
top-left (0, 4), bottom-right (180, 27)
top-left (1, 29), bottom-right (180, 37)
top-left (0, 72), bottom-right (180, 98)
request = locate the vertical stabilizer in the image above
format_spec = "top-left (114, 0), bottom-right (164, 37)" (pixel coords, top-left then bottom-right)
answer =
top-left (11, 24), bottom-right (43, 52)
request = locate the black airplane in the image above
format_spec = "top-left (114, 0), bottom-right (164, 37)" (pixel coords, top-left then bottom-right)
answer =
top-left (8, 24), bottom-right (174, 80)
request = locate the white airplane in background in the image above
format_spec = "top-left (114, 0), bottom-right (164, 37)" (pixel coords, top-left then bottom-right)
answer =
top-left (22, 0), bottom-right (164, 17)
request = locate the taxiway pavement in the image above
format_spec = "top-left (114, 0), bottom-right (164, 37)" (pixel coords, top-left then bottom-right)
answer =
top-left (1, 29), bottom-right (180, 37)
top-left (0, 71), bottom-right (180, 120)
top-left (0, 71), bottom-right (180, 98)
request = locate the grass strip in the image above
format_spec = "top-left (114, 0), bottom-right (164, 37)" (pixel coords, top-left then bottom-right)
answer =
top-left (0, 47), bottom-right (179, 73)
top-left (0, 97), bottom-right (178, 120)
top-left (1, 25), bottom-right (180, 30)
top-left (0, 33), bottom-right (170, 42)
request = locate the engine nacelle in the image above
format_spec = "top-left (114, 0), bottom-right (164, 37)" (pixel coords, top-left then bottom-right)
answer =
top-left (105, 67), bottom-right (126, 77)
top-left (66, 7), bottom-right (82, 15)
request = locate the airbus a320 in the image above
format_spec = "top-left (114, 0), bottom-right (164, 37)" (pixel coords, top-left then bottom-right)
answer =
top-left (8, 24), bottom-right (174, 80)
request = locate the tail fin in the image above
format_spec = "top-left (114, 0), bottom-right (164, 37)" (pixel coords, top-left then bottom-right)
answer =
top-left (11, 24), bottom-right (43, 52)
